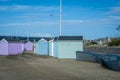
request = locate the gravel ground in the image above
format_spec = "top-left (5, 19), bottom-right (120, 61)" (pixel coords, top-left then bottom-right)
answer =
top-left (0, 53), bottom-right (120, 80)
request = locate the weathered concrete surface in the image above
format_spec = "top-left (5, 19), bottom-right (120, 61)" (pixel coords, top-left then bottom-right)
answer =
top-left (0, 54), bottom-right (120, 80)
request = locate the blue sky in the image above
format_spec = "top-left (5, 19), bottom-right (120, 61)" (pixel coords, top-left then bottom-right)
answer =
top-left (0, 0), bottom-right (120, 39)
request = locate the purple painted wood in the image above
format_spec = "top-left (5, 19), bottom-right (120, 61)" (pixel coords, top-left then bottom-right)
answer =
top-left (24, 41), bottom-right (33, 51)
top-left (0, 39), bottom-right (8, 55)
top-left (8, 42), bottom-right (24, 55)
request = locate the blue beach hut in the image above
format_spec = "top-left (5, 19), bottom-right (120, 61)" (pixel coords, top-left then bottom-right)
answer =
top-left (48, 39), bottom-right (54, 56)
top-left (53, 36), bottom-right (83, 59)
top-left (53, 37), bottom-right (58, 58)
top-left (35, 38), bottom-right (48, 55)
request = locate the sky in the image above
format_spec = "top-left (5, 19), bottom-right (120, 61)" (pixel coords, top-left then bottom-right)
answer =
top-left (0, 0), bottom-right (120, 40)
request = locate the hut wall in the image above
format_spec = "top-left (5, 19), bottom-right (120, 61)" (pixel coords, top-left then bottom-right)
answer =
top-left (8, 43), bottom-right (24, 55)
top-left (0, 39), bottom-right (8, 55)
top-left (57, 41), bottom-right (83, 59)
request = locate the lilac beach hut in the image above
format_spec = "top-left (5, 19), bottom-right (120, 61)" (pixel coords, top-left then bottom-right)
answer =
top-left (8, 42), bottom-right (24, 55)
top-left (24, 41), bottom-right (33, 51)
top-left (0, 39), bottom-right (8, 55)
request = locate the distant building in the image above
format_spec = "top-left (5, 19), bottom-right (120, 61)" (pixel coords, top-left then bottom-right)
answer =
top-left (93, 37), bottom-right (111, 46)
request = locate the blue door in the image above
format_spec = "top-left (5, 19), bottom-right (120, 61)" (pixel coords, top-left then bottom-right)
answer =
top-left (37, 39), bottom-right (48, 55)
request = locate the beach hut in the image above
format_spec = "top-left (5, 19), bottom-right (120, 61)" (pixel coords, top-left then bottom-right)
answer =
top-left (33, 42), bottom-right (37, 54)
top-left (8, 42), bottom-right (24, 55)
top-left (48, 39), bottom-right (54, 56)
top-left (53, 41), bottom-right (58, 58)
top-left (35, 38), bottom-right (48, 55)
top-left (24, 41), bottom-right (33, 51)
top-left (54, 36), bottom-right (83, 59)
top-left (0, 39), bottom-right (8, 55)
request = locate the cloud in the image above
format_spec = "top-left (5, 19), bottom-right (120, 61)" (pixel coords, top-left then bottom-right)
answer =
top-left (12, 5), bottom-right (31, 11)
top-left (0, 21), bottom-right (58, 27)
top-left (0, 6), bottom-right (8, 10)
top-left (0, 5), bottom-right (59, 12)
top-left (107, 6), bottom-right (120, 14)
top-left (30, 33), bottom-right (53, 37)
top-left (0, 0), bottom-right (11, 1)
top-left (30, 22), bottom-right (58, 25)
top-left (80, 17), bottom-right (119, 26)
top-left (0, 5), bottom-right (30, 11)
top-left (63, 20), bottom-right (83, 23)
top-left (108, 16), bottom-right (120, 20)
top-left (0, 22), bottom-right (26, 26)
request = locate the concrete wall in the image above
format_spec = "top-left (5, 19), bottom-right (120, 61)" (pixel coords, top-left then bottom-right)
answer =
top-left (57, 41), bottom-right (83, 59)
top-left (84, 46), bottom-right (120, 54)
top-left (76, 51), bottom-right (100, 62)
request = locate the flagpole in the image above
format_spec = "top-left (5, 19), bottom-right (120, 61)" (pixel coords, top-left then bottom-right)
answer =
top-left (27, 16), bottom-right (30, 41)
top-left (60, 0), bottom-right (62, 36)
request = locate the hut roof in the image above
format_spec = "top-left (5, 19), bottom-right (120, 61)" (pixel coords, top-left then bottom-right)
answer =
top-left (0, 36), bottom-right (54, 42)
top-left (58, 36), bottom-right (83, 40)
top-left (44, 37), bottom-right (54, 41)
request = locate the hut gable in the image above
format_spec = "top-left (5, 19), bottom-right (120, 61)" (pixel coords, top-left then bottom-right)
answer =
top-left (49, 39), bottom-right (54, 42)
top-left (0, 39), bottom-right (8, 55)
top-left (0, 39), bottom-right (8, 43)
top-left (39, 38), bottom-right (47, 42)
